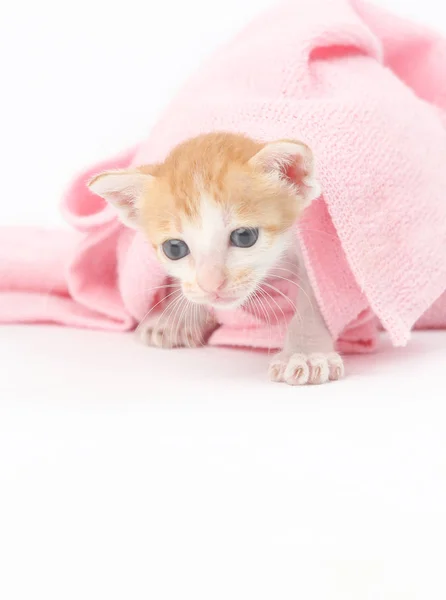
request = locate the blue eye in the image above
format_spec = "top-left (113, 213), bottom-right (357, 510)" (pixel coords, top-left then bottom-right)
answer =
top-left (162, 239), bottom-right (190, 260)
top-left (230, 227), bottom-right (259, 248)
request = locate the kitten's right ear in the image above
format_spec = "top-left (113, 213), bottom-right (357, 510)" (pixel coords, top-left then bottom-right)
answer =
top-left (87, 169), bottom-right (153, 229)
top-left (249, 140), bottom-right (321, 207)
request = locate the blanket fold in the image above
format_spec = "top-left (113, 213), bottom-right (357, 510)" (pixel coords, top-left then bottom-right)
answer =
top-left (1, 0), bottom-right (446, 352)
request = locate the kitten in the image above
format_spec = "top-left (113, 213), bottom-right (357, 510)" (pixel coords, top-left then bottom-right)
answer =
top-left (88, 132), bottom-right (344, 385)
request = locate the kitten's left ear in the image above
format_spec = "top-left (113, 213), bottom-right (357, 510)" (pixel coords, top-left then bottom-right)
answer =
top-left (249, 140), bottom-right (321, 207)
top-left (88, 169), bottom-right (153, 229)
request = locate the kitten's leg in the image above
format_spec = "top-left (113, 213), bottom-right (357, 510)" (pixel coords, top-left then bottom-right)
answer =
top-left (138, 291), bottom-right (217, 349)
top-left (268, 253), bottom-right (344, 385)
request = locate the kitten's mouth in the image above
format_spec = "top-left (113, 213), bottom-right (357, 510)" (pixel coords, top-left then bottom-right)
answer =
top-left (209, 294), bottom-right (241, 307)
top-left (184, 285), bottom-right (255, 309)
top-left (211, 287), bottom-right (259, 309)
top-left (186, 292), bottom-right (246, 309)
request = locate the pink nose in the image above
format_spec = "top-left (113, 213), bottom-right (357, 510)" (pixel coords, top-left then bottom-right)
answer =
top-left (197, 265), bottom-right (226, 294)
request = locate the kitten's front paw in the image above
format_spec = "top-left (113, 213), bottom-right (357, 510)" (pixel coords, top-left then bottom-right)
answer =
top-left (269, 352), bottom-right (344, 385)
top-left (138, 314), bottom-right (215, 349)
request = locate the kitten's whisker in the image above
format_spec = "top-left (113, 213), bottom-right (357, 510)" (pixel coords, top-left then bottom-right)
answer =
top-left (242, 290), bottom-right (261, 334)
top-left (194, 304), bottom-right (207, 347)
top-left (273, 262), bottom-right (300, 277)
top-left (184, 301), bottom-right (191, 349)
top-left (246, 291), bottom-right (262, 325)
top-left (191, 303), bottom-right (199, 348)
top-left (256, 289), bottom-right (280, 352)
top-left (133, 283), bottom-right (179, 299)
top-left (259, 286), bottom-right (290, 346)
top-left (187, 301), bottom-right (199, 348)
top-left (149, 293), bottom-right (182, 345)
top-left (171, 295), bottom-right (188, 348)
top-left (263, 280), bottom-right (304, 325)
top-left (245, 294), bottom-right (261, 346)
top-left (198, 305), bottom-right (207, 348)
top-left (258, 287), bottom-right (287, 333)
top-left (187, 303), bottom-right (193, 349)
top-left (144, 283), bottom-right (178, 291)
top-left (297, 227), bottom-right (339, 240)
top-left (256, 288), bottom-right (280, 326)
top-left (175, 295), bottom-right (193, 348)
top-left (159, 295), bottom-right (180, 347)
top-left (261, 281), bottom-right (297, 313)
top-left (135, 288), bottom-right (183, 336)
top-left (253, 288), bottom-right (273, 354)
top-left (182, 299), bottom-right (195, 348)
top-left (270, 266), bottom-right (299, 278)
top-left (244, 296), bottom-right (252, 342)
top-left (276, 259), bottom-right (300, 267)
top-left (156, 293), bottom-right (184, 345)
top-left (266, 273), bottom-right (316, 316)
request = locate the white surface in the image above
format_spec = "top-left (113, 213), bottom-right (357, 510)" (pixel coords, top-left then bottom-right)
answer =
top-left (1, 327), bottom-right (446, 599)
top-left (1, 0), bottom-right (446, 598)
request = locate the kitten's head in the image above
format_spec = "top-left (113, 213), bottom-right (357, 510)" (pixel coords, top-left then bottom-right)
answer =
top-left (89, 133), bottom-right (320, 309)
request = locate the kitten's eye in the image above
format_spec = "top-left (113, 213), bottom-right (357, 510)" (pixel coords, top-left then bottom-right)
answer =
top-left (162, 239), bottom-right (190, 260)
top-left (230, 227), bottom-right (259, 248)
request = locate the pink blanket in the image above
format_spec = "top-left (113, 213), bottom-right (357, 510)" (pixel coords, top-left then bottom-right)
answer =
top-left (1, 0), bottom-right (446, 353)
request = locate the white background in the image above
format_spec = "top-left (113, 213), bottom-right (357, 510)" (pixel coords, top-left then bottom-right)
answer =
top-left (1, 0), bottom-right (446, 598)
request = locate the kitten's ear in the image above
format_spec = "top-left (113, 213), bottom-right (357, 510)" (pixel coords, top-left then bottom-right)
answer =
top-left (88, 169), bottom-right (153, 229)
top-left (249, 140), bottom-right (321, 206)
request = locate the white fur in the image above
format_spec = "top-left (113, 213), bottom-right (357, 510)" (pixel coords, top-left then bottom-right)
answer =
top-left (268, 241), bottom-right (344, 385)
top-left (158, 193), bottom-right (290, 309)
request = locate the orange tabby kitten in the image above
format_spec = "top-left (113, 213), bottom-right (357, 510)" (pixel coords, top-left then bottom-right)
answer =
top-left (88, 132), bottom-right (344, 385)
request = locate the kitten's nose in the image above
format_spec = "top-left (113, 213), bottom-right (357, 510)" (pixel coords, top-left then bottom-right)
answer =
top-left (197, 265), bottom-right (226, 294)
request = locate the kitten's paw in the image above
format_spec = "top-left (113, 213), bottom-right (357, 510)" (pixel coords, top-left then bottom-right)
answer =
top-left (269, 352), bottom-right (344, 386)
top-left (138, 318), bottom-right (208, 349)
top-left (138, 322), bottom-right (206, 349)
